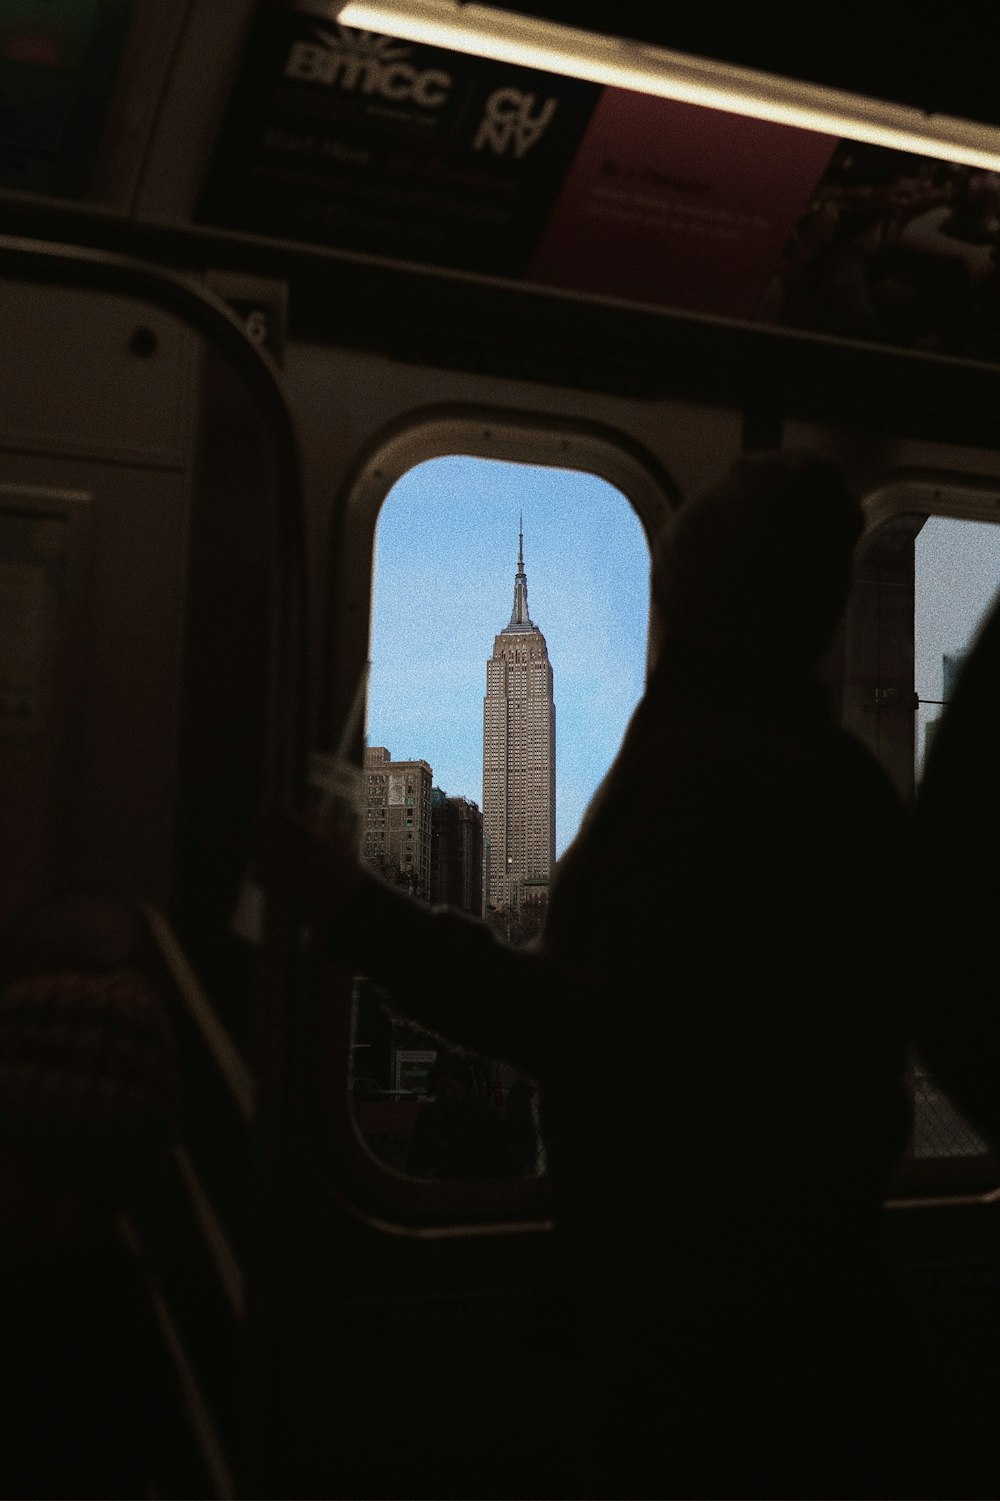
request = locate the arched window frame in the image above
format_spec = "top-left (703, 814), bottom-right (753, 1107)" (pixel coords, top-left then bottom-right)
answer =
top-left (312, 403), bottom-right (677, 1231)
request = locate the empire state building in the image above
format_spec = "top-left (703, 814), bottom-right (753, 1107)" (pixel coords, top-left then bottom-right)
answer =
top-left (483, 523), bottom-right (556, 912)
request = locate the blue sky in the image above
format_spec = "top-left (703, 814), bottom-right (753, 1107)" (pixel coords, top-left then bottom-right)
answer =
top-left (366, 462), bottom-right (1000, 831)
top-left (916, 516), bottom-right (1000, 769)
top-left (365, 454), bottom-right (652, 857)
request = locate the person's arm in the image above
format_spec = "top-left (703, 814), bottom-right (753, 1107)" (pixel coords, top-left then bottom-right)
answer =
top-left (342, 871), bottom-right (552, 1075)
top-left (899, 206), bottom-right (996, 282)
top-left (255, 810), bottom-right (553, 1077)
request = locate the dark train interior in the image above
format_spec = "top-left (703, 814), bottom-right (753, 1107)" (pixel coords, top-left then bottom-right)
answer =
top-left (4, 2), bottom-right (1000, 1496)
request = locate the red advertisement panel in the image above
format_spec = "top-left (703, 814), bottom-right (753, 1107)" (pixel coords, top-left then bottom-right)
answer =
top-left (527, 90), bottom-right (838, 319)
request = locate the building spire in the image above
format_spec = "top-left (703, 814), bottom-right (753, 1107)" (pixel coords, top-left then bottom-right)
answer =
top-left (508, 516), bottom-right (535, 629)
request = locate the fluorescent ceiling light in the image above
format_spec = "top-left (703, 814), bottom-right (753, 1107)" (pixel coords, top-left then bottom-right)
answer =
top-left (331, 0), bottom-right (1000, 171)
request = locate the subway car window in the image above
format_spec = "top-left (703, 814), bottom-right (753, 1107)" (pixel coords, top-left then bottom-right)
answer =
top-left (911, 515), bottom-right (1000, 1168)
top-left (348, 453), bottom-right (650, 1179)
top-left (915, 516), bottom-right (1000, 780)
top-left (851, 501), bottom-right (1000, 1192)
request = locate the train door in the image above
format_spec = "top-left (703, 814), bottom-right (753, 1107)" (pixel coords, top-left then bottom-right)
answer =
top-left (0, 236), bottom-right (311, 1497)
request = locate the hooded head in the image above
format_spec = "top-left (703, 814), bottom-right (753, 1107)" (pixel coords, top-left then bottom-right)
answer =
top-left (648, 451), bottom-right (862, 691)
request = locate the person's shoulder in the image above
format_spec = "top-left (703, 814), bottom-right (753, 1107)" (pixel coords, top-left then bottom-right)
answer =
top-left (827, 726), bottom-right (909, 805)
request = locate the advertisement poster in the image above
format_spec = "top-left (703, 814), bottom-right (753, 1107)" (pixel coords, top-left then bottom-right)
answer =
top-left (197, 2), bottom-right (1000, 358)
top-left (754, 140), bottom-right (1000, 361)
top-left (197, 0), bottom-right (601, 277)
top-left (0, 0), bottom-right (133, 197)
top-left (527, 89), bottom-right (838, 320)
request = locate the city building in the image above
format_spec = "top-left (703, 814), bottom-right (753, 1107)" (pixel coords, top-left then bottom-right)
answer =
top-left (361, 745), bottom-right (433, 899)
top-left (430, 787), bottom-right (484, 916)
top-left (943, 650), bottom-right (968, 700)
top-left (482, 522), bottom-right (556, 912)
top-left (924, 650), bottom-right (970, 765)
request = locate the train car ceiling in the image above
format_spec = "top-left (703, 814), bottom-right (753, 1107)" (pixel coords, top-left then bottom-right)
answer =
top-left (466, 3), bottom-right (1000, 129)
top-left (4, 1), bottom-right (1000, 437)
top-left (336, 0), bottom-right (1000, 166)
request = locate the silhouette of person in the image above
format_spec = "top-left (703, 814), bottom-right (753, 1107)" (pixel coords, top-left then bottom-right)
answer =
top-left (901, 586), bottom-right (1000, 1497)
top-left (501, 1078), bottom-right (541, 1175)
top-left (258, 452), bottom-right (918, 1498)
top-left (913, 592), bottom-right (1000, 1141)
top-left (0, 893), bottom-right (180, 1499)
top-left (405, 1049), bottom-right (507, 1178)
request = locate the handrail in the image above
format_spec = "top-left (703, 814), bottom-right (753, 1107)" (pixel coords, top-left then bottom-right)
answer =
top-left (143, 904), bottom-right (255, 1124)
top-left (119, 1214), bottom-right (238, 1501)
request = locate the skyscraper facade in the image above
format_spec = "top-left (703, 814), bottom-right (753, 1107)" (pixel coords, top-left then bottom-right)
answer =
top-left (482, 524), bottom-right (556, 912)
top-left (430, 786), bottom-right (484, 916)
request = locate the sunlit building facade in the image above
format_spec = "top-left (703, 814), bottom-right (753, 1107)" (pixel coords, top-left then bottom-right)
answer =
top-left (483, 525), bottom-right (556, 912)
top-left (362, 745), bottom-right (433, 899)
